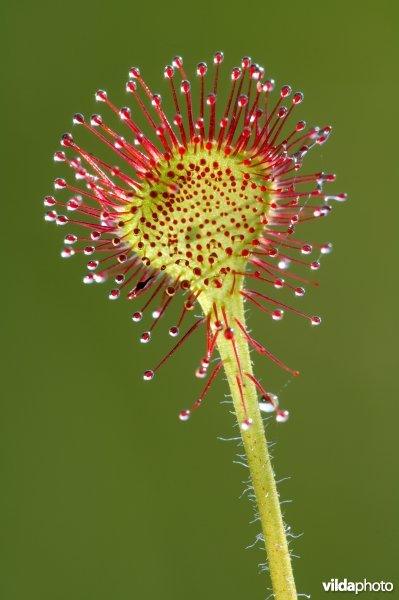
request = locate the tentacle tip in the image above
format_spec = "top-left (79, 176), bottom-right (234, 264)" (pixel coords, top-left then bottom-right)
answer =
top-left (241, 418), bottom-right (253, 431)
top-left (179, 409), bottom-right (191, 422)
top-left (143, 369), bottom-right (154, 381)
top-left (276, 410), bottom-right (289, 423)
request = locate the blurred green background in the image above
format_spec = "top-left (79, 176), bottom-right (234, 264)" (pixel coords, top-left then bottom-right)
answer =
top-left (1, 0), bottom-right (398, 598)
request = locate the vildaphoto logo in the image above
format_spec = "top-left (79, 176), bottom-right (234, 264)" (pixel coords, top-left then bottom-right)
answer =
top-left (322, 579), bottom-right (394, 594)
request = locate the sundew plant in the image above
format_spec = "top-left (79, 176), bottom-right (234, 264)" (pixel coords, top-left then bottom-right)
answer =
top-left (45, 53), bottom-right (345, 599)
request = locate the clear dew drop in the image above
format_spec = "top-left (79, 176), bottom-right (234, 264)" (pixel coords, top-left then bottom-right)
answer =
top-left (87, 260), bottom-right (98, 271)
top-left (180, 80), bottom-right (191, 94)
top-left (311, 316), bottom-right (322, 326)
top-left (281, 85), bottom-right (292, 98)
top-left (54, 178), bottom-right (66, 190)
top-left (276, 410), bottom-right (289, 423)
top-left (132, 311), bottom-right (142, 323)
top-left (196, 62), bottom-right (207, 77)
top-left (293, 92), bottom-right (304, 105)
top-left (179, 410), bottom-right (191, 422)
top-left (321, 242), bottom-right (333, 254)
top-left (259, 393), bottom-right (279, 413)
top-left (61, 247), bottom-right (74, 258)
top-left (73, 113), bottom-right (85, 125)
top-left (67, 198), bottom-right (81, 211)
top-left (143, 369), bottom-right (154, 381)
top-left (90, 113), bottom-right (103, 127)
top-left (278, 259), bottom-right (291, 270)
top-left (301, 244), bottom-right (312, 255)
top-left (108, 289), bottom-right (120, 300)
top-left (213, 320), bottom-right (224, 332)
top-left (169, 326), bottom-right (179, 337)
top-left (241, 418), bottom-right (253, 431)
top-left (224, 327), bottom-right (234, 339)
top-left (95, 89), bottom-right (107, 102)
top-left (140, 331), bottom-right (151, 343)
top-left (195, 367), bottom-right (207, 379)
top-left (56, 215), bottom-right (68, 226)
top-left (83, 274), bottom-right (94, 284)
top-left (310, 261), bottom-right (320, 271)
top-left (272, 309), bottom-right (284, 321)
top-left (325, 193), bottom-right (347, 203)
top-left (64, 234), bottom-right (77, 245)
top-left (54, 151), bottom-right (66, 162)
top-left (295, 287), bottom-right (305, 297)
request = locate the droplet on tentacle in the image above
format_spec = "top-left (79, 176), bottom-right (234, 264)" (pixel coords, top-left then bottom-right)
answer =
top-left (281, 85), bottom-right (292, 98)
top-left (278, 259), bottom-right (291, 270)
top-left (54, 178), bottom-right (66, 189)
top-left (169, 326), bottom-right (179, 337)
top-left (241, 418), bottom-right (253, 431)
top-left (61, 247), bottom-right (74, 258)
top-left (164, 65), bottom-right (174, 79)
top-left (132, 311), bottom-right (142, 323)
top-left (56, 215), bottom-right (68, 226)
top-left (196, 62), bottom-right (207, 77)
top-left (293, 92), bottom-right (304, 104)
top-left (195, 367), bottom-right (207, 379)
top-left (180, 80), bottom-right (191, 94)
top-left (140, 331), bottom-right (151, 343)
top-left (276, 410), bottom-right (289, 423)
top-left (87, 260), bottom-right (98, 271)
top-left (73, 113), bottom-right (85, 125)
top-left (129, 67), bottom-right (140, 79)
top-left (143, 370), bottom-right (154, 381)
top-left (95, 89), bottom-right (107, 102)
top-left (94, 272), bottom-right (107, 283)
top-left (311, 316), bottom-right (322, 326)
top-left (54, 151), bottom-right (66, 162)
top-left (64, 234), bottom-right (77, 245)
top-left (179, 410), bottom-right (191, 422)
top-left (272, 309), bottom-right (284, 321)
top-left (259, 393), bottom-right (279, 413)
top-left (321, 242), bottom-right (333, 254)
top-left (67, 197), bottom-right (81, 211)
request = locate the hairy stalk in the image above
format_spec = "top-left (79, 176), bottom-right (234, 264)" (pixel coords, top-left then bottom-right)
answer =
top-left (200, 290), bottom-right (297, 600)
